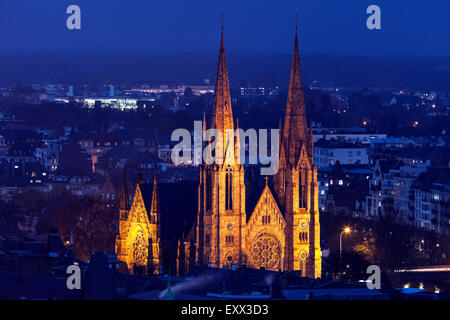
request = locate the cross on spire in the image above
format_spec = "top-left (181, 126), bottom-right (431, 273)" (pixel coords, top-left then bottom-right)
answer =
top-left (264, 176), bottom-right (269, 185)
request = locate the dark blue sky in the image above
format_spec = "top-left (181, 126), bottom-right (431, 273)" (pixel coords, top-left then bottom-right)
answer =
top-left (0, 0), bottom-right (449, 57)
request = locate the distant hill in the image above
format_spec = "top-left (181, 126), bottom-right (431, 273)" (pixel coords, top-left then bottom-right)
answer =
top-left (1, 53), bottom-right (450, 91)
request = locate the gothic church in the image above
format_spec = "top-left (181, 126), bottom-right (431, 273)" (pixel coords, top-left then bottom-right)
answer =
top-left (116, 24), bottom-right (321, 279)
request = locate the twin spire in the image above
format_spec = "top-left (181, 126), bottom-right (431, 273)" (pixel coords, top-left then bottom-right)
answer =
top-left (209, 14), bottom-right (310, 166)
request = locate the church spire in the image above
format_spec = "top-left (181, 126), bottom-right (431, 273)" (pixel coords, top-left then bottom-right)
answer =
top-left (211, 22), bottom-right (234, 160)
top-left (202, 112), bottom-right (207, 140)
top-left (283, 17), bottom-right (308, 165)
top-left (150, 167), bottom-right (160, 223)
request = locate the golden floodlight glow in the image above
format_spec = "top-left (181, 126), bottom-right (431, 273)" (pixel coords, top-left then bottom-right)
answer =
top-left (344, 227), bottom-right (351, 233)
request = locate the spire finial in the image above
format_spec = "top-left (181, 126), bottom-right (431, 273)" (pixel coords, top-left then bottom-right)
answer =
top-left (220, 11), bottom-right (224, 30)
top-left (295, 9), bottom-right (299, 32)
top-left (264, 175), bottom-right (269, 186)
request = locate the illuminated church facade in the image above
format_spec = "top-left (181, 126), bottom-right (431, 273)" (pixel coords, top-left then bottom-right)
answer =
top-left (116, 24), bottom-right (321, 279)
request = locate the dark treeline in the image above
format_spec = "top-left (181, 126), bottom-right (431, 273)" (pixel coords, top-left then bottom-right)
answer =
top-left (1, 53), bottom-right (450, 90)
top-left (2, 86), bottom-right (448, 138)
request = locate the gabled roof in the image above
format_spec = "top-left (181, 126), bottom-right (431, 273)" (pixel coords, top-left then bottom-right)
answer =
top-left (245, 175), bottom-right (284, 220)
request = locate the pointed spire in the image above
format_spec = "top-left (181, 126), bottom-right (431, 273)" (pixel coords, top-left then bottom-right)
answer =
top-left (211, 21), bottom-right (234, 160)
top-left (202, 112), bottom-right (207, 140)
top-left (283, 16), bottom-right (309, 165)
top-left (150, 167), bottom-right (160, 223)
top-left (120, 166), bottom-right (129, 211)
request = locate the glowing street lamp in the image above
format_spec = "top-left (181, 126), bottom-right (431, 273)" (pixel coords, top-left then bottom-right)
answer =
top-left (340, 227), bottom-right (351, 259)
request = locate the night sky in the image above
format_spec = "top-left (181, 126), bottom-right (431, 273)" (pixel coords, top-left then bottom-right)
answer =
top-left (1, 0), bottom-right (449, 57)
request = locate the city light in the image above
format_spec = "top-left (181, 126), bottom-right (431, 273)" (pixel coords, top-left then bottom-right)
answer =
top-left (0, 2), bottom-right (449, 304)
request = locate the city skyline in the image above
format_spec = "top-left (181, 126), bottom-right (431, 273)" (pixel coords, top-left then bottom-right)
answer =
top-left (0, 0), bottom-right (449, 303)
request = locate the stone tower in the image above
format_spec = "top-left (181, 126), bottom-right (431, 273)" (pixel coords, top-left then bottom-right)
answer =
top-left (196, 25), bottom-right (246, 268)
top-left (273, 25), bottom-right (321, 278)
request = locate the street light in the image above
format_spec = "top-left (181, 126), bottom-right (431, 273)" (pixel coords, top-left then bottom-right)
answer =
top-left (340, 227), bottom-right (351, 259)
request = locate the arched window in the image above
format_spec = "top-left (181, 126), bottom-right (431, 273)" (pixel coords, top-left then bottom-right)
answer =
top-left (226, 235), bottom-right (234, 244)
top-left (299, 163), bottom-right (308, 208)
top-left (299, 232), bottom-right (308, 243)
top-left (225, 166), bottom-right (233, 210)
top-left (261, 216), bottom-right (271, 225)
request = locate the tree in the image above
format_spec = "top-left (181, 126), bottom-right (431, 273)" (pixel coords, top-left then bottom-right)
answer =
top-left (36, 194), bottom-right (119, 261)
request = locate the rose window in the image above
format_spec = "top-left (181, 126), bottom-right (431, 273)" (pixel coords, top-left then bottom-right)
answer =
top-left (133, 231), bottom-right (147, 266)
top-left (249, 233), bottom-right (281, 271)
